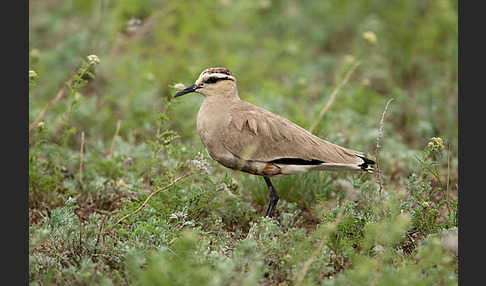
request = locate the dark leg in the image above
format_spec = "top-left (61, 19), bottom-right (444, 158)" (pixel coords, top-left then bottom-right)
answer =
top-left (263, 177), bottom-right (279, 217)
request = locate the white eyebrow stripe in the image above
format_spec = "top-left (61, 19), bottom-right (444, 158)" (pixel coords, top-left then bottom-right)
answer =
top-left (195, 73), bottom-right (236, 85)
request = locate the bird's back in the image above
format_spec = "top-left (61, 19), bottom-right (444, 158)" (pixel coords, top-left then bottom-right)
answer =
top-left (218, 99), bottom-right (371, 173)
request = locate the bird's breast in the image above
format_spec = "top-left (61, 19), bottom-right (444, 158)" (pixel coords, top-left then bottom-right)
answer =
top-left (196, 102), bottom-right (216, 148)
top-left (196, 101), bottom-right (236, 168)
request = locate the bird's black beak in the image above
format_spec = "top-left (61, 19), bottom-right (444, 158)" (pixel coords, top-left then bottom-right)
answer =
top-left (174, 84), bottom-right (198, 98)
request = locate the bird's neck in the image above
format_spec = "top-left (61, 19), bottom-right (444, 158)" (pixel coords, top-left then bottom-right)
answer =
top-left (205, 89), bottom-right (240, 104)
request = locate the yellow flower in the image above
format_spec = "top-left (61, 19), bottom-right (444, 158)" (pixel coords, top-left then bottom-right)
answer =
top-left (344, 54), bottom-right (355, 65)
top-left (30, 49), bottom-right (41, 60)
top-left (298, 77), bottom-right (307, 86)
top-left (363, 31), bottom-right (378, 45)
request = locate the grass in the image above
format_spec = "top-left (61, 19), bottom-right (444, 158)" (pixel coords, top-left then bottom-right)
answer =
top-left (29, 1), bottom-right (457, 285)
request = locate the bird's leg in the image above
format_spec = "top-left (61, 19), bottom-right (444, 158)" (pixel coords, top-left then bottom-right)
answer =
top-left (263, 177), bottom-right (279, 217)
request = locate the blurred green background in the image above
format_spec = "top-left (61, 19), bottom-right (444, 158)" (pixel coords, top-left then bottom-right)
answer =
top-left (29, 0), bottom-right (457, 152)
top-left (29, 0), bottom-right (458, 285)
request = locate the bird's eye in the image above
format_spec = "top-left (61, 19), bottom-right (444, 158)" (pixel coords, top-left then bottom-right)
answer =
top-left (205, 77), bottom-right (220, 84)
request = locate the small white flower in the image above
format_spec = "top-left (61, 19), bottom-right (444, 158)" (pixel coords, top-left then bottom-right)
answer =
top-left (127, 17), bottom-right (142, 27)
top-left (173, 83), bottom-right (185, 90)
top-left (29, 70), bottom-right (38, 79)
top-left (125, 17), bottom-right (142, 33)
top-left (427, 137), bottom-right (445, 152)
top-left (431, 137), bottom-right (444, 149)
top-left (87, 54), bottom-right (100, 65)
top-left (191, 152), bottom-right (209, 174)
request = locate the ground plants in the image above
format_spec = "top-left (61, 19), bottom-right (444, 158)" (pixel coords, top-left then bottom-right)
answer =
top-left (29, 1), bottom-right (457, 285)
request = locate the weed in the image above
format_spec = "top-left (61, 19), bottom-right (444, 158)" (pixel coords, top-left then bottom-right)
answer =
top-left (29, 1), bottom-right (457, 285)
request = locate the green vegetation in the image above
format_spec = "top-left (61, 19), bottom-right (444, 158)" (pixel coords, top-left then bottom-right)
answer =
top-left (29, 0), bottom-right (458, 285)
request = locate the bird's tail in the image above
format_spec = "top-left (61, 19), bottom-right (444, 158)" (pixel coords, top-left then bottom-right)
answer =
top-left (357, 156), bottom-right (376, 173)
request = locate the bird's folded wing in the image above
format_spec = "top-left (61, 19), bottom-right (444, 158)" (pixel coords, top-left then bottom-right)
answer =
top-left (220, 102), bottom-right (364, 165)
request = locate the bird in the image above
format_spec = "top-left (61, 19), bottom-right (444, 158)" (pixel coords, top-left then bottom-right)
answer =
top-left (174, 67), bottom-right (375, 218)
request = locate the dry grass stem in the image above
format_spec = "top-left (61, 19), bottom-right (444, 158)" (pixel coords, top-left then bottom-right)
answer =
top-left (295, 239), bottom-right (326, 286)
top-left (79, 131), bottom-right (85, 184)
top-left (79, 219), bottom-right (85, 248)
top-left (108, 120), bottom-right (122, 159)
top-left (153, 125), bottom-right (161, 160)
top-left (29, 86), bottom-right (67, 134)
top-left (94, 215), bottom-right (107, 252)
top-left (374, 98), bottom-right (394, 196)
top-left (116, 173), bottom-right (192, 224)
top-left (309, 60), bottom-right (360, 133)
top-left (445, 145), bottom-right (452, 214)
top-left (295, 216), bottom-right (341, 286)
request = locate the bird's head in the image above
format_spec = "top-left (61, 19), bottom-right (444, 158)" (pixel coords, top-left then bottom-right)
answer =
top-left (174, 67), bottom-right (238, 99)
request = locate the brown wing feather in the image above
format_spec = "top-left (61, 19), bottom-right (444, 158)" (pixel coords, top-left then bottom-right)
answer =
top-left (221, 101), bottom-right (364, 165)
